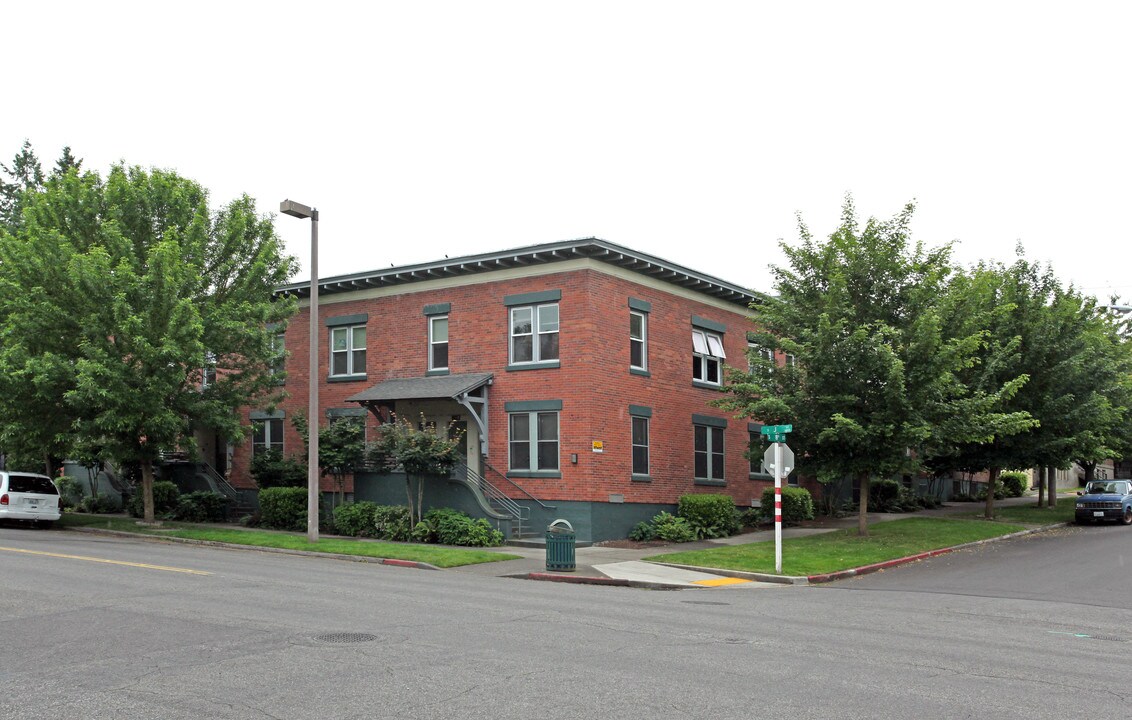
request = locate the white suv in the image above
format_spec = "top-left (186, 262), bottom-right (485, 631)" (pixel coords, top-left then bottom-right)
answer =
top-left (0, 471), bottom-right (62, 527)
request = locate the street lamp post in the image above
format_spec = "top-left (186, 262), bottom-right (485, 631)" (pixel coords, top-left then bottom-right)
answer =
top-left (280, 199), bottom-right (320, 542)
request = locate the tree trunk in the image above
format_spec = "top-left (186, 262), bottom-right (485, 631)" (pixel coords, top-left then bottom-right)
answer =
top-left (1036, 466), bottom-right (1045, 507)
top-left (140, 459), bottom-right (156, 524)
top-left (405, 475), bottom-right (416, 526)
top-left (984, 467), bottom-right (1000, 519)
top-left (1082, 462), bottom-right (1096, 484)
top-left (858, 472), bottom-right (870, 536)
top-left (1047, 466), bottom-right (1056, 508)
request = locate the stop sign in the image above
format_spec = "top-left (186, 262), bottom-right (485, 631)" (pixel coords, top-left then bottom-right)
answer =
top-left (762, 443), bottom-right (794, 477)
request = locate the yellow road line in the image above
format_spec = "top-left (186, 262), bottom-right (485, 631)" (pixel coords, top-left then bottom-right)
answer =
top-left (692, 577), bottom-right (752, 587)
top-left (0, 546), bottom-right (212, 575)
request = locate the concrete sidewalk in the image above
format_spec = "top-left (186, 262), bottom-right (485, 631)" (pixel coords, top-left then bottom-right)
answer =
top-left (452, 494), bottom-right (1066, 588)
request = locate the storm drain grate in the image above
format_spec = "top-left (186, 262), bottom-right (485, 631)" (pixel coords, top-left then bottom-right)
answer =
top-left (315, 632), bottom-right (378, 644)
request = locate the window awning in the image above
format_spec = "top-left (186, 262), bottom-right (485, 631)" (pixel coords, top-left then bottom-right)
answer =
top-left (347, 372), bottom-right (493, 404)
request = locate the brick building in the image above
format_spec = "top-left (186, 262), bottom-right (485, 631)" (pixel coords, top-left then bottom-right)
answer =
top-left (230, 238), bottom-right (785, 542)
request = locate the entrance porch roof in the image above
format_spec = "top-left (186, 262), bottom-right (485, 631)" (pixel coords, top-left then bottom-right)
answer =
top-left (347, 372), bottom-right (493, 403)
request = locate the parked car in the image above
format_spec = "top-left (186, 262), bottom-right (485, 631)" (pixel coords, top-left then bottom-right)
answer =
top-left (0, 471), bottom-right (62, 528)
top-left (1075, 480), bottom-right (1132, 525)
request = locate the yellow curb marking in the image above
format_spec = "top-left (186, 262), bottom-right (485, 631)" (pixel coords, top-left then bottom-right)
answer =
top-left (692, 577), bottom-right (752, 587)
top-left (0, 546), bottom-right (212, 575)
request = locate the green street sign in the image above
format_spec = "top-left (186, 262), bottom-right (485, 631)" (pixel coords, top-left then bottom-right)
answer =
top-left (760, 424), bottom-right (793, 435)
top-left (760, 424), bottom-right (793, 443)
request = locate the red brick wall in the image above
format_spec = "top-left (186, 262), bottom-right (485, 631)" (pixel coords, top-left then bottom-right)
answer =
top-left (231, 265), bottom-right (775, 507)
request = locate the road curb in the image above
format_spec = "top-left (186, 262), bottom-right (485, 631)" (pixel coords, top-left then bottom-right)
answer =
top-left (804, 523), bottom-right (1067, 584)
top-left (654, 522), bottom-right (1070, 585)
top-left (516, 572), bottom-right (691, 590)
top-left (648, 562), bottom-right (809, 585)
top-left (65, 526), bottom-right (442, 570)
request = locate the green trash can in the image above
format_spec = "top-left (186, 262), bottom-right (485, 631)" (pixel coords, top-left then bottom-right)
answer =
top-left (545, 518), bottom-right (576, 572)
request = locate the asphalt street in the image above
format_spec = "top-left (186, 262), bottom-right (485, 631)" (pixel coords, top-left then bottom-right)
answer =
top-left (1, 522), bottom-right (1129, 719)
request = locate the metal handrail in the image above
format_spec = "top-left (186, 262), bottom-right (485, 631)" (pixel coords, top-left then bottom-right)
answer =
top-left (196, 462), bottom-right (242, 502)
top-left (455, 462), bottom-right (530, 536)
top-left (481, 462), bottom-right (556, 510)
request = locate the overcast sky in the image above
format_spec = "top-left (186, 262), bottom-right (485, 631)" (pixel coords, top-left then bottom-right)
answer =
top-left (7, 1), bottom-right (1130, 301)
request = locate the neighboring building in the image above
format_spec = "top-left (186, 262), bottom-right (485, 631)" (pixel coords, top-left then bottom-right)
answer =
top-left (230, 238), bottom-right (788, 542)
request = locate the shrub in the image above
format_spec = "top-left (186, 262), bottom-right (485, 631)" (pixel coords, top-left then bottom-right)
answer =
top-left (127, 481), bottom-right (181, 518)
top-left (737, 507), bottom-right (763, 528)
top-left (677, 494), bottom-right (740, 539)
top-left (373, 505), bottom-right (412, 541)
top-left (1000, 471), bottom-right (1028, 498)
top-left (411, 521), bottom-right (433, 543)
top-left (628, 521), bottom-right (656, 541)
top-left (868, 478), bottom-right (903, 511)
top-left (79, 494), bottom-right (122, 514)
top-left (976, 480), bottom-right (1007, 501)
top-left (249, 449), bottom-right (307, 489)
top-left (258, 487), bottom-right (310, 531)
top-left (56, 476), bottom-right (84, 510)
top-left (418, 507), bottom-right (504, 547)
top-left (175, 491), bottom-right (231, 523)
top-left (760, 486), bottom-right (815, 524)
top-left (333, 501), bottom-right (381, 537)
top-left (651, 511), bottom-right (696, 543)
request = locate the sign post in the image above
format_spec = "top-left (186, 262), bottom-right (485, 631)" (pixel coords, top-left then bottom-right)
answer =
top-left (760, 425), bottom-right (793, 574)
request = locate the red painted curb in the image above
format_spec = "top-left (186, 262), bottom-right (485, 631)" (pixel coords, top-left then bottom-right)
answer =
top-left (807, 547), bottom-right (955, 584)
top-left (382, 558), bottom-right (422, 568)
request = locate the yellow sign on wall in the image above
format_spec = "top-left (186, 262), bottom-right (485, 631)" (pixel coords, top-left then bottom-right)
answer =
top-left (592, 441), bottom-right (604, 453)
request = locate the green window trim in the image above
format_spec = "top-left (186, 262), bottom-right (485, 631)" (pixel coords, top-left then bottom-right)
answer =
top-left (504, 290), bottom-right (562, 306)
top-left (505, 399), bottom-right (563, 412)
top-left (691, 315), bottom-right (726, 333)
top-left (326, 313), bottom-right (368, 327)
top-left (692, 414), bottom-right (727, 428)
top-left (327, 408), bottom-right (367, 418)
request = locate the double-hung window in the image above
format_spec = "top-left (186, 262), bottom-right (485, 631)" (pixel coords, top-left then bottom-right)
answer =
top-left (269, 332), bottom-right (286, 378)
top-left (429, 316), bottom-right (449, 371)
top-left (510, 304), bottom-right (559, 364)
top-left (692, 329), bottom-right (726, 386)
top-left (747, 342), bottom-right (774, 375)
top-left (509, 412), bottom-right (559, 472)
top-left (330, 324), bottom-right (366, 377)
top-left (506, 400), bottom-right (561, 475)
top-left (693, 415), bottom-right (726, 483)
top-left (630, 311), bottom-right (647, 371)
top-left (504, 291), bottom-right (561, 370)
top-left (628, 298), bottom-right (651, 373)
top-left (633, 405), bottom-right (652, 477)
top-left (201, 352), bottom-right (217, 389)
top-left (252, 415), bottom-right (284, 456)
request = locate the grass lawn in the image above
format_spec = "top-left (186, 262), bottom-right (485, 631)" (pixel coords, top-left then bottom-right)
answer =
top-left (58, 514), bottom-right (520, 568)
top-left (953, 498), bottom-right (1076, 525)
top-left (646, 517), bottom-right (1026, 577)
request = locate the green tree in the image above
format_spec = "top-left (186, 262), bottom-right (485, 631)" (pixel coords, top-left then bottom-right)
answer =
top-left (925, 259), bottom-right (1040, 518)
top-left (292, 412), bottom-right (369, 509)
top-left (0, 162), bottom-right (297, 522)
top-left (718, 197), bottom-right (1026, 535)
top-left (376, 414), bottom-right (463, 526)
top-left (0, 140), bottom-right (45, 231)
top-left (1070, 304), bottom-right (1132, 484)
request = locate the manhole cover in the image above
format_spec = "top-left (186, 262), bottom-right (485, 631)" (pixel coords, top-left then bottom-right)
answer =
top-left (315, 632), bottom-right (378, 644)
top-left (682, 600), bottom-right (730, 606)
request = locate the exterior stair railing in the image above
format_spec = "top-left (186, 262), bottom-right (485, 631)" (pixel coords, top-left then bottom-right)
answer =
top-left (455, 462), bottom-right (530, 538)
